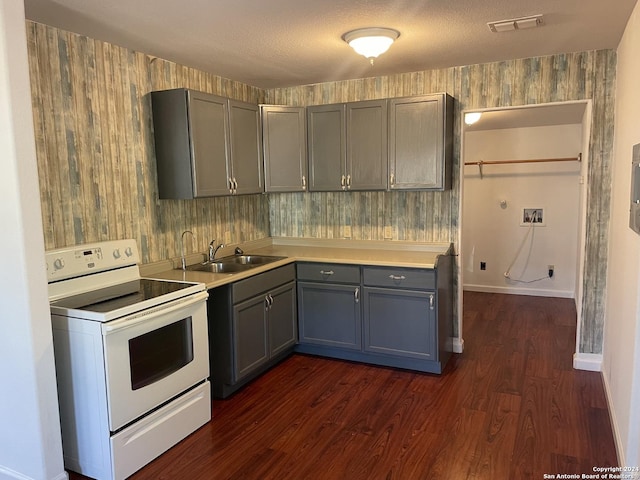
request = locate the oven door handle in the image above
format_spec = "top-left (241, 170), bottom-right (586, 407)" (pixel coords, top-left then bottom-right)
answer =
top-left (102, 290), bottom-right (209, 333)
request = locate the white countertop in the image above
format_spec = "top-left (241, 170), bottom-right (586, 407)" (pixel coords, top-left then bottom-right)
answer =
top-left (141, 237), bottom-right (452, 290)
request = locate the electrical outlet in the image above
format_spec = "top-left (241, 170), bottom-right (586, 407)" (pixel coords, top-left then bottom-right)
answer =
top-left (384, 226), bottom-right (393, 239)
top-left (344, 225), bottom-right (352, 238)
top-left (480, 262), bottom-right (486, 270)
top-left (548, 264), bottom-right (555, 278)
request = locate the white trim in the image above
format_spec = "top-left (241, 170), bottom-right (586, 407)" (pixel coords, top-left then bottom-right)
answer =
top-left (452, 337), bottom-right (464, 353)
top-left (0, 466), bottom-right (68, 480)
top-left (572, 352), bottom-right (602, 371)
top-left (463, 284), bottom-right (574, 298)
top-left (601, 368), bottom-right (624, 466)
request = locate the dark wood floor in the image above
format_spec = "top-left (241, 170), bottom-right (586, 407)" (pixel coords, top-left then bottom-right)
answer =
top-left (71, 292), bottom-right (618, 479)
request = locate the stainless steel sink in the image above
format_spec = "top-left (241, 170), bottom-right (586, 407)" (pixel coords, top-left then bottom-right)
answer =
top-left (185, 262), bottom-right (251, 274)
top-left (181, 254), bottom-right (285, 273)
top-left (223, 255), bottom-right (286, 266)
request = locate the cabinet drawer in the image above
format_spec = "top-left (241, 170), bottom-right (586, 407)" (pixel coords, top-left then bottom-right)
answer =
top-left (232, 264), bottom-right (295, 304)
top-left (363, 267), bottom-right (435, 290)
top-left (296, 263), bottom-right (360, 284)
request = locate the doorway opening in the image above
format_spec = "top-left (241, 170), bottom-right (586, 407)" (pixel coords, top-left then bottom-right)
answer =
top-left (457, 101), bottom-right (592, 361)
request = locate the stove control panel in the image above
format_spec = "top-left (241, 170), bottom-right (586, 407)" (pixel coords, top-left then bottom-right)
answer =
top-left (46, 239), bottom-right (140, 283)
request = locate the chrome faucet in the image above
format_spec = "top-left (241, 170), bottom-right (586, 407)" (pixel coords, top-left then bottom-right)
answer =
top-left (180, 230), bottom-right (195, 270)
top-left (209, 239), bottom-right (225, 262)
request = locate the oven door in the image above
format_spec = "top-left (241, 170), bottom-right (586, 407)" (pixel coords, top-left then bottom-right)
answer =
top-left (102, 290), bottom-right (209, 432)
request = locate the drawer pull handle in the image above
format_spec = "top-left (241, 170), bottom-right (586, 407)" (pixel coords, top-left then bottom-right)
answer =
top-left (389, 275), bottom-right (406, 281)
top-left (320, 270), bottom-right (334, 276)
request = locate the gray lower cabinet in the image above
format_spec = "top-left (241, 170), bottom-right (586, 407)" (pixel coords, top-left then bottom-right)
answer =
top-left (151, 88), bottom-right (263, 199)
top-left (261, 105), bottom-right (308, 192)
top-left (388, 93), bottom-right (453, 191)
top-left (208, 264), bottom-right (296, 398)
top-left (362, 268), bottom-right (437, 361)
top-left (297, 263), bottom-right (361, 349)
top-left (295, 252), bottom-right (454, 374)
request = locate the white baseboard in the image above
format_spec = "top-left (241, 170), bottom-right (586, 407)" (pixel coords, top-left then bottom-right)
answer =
top-left (0, 466), bottom-right (68, 480)
top-left (452, 337), bottom-right (464, 353)
top-left (601, 367), bottom-right (624, 467)
top-left (573, 352), bottom-right (602, 371)
top-left (464, 284), bottom-right (574, 299)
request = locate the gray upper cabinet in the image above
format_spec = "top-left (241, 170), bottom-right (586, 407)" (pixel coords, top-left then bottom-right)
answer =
top-left (388, 93), bottom-right (453, 191)
top-left (307, 100), bottom-right (387, 191)
top-left (307, 104), bottom-right (346, 191)
top-left (228, 100), bottom-right (264, 195)
top-left (261, 105), bottom-right (308, 192)
top-left (151, 88), bottom-right (263, 199)
top-left (347, 100), bottom-right (388, 191)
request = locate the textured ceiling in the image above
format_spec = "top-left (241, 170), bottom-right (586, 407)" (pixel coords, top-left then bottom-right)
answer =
top-left (23, 0), bottom-right (637, 89)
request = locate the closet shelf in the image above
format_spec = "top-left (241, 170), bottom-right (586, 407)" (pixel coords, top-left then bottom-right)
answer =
top-left (464, 153), bottom-right (581, 179)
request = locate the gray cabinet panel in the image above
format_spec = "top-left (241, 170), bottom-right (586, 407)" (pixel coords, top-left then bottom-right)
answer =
top-left (228, 100), bottom-right (263, 195)
top-left (296, 262), bottom-right (360, 283)
top-left (298, 282), bottom-right (361, 349)
top-left (233, 295), bottom-right (269, 382)
top-left (268, 282), bottom-right (297, 357)
top-left (347, 100), bottom-right (388, 191)
top-left (261, 106), bottom-right (308, 192)
top-left (189, 92), bottom-right (231, 197)
top-left (307, 104), bottom-right (346, 191)
top-left (363, 266), bottom-right (435, 290)
top-left (388, 94), bottom-right (453, 191)
top-left (363, 287), bottom-right (436, 360)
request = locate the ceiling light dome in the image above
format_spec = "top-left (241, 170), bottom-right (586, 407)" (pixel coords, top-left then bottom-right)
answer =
top-left (342, 27), bottom-right (400, 65)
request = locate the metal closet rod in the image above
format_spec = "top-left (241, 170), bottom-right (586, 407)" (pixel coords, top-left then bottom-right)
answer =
top-left (465, 153), bottom-right (582, 178)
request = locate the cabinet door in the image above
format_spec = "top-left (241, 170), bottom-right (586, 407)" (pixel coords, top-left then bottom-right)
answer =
top-left (363, 287), bottom-right (436, 360)
top-left (232, 295), bottom-right (269, 383)
top-left (262, 106), bottom-right (308, 192)
top-left (388, 94), bottom-right (449, 191)
top-left (228, 100), bottom-right (263, 195)
top-left (307, 104), bottom-right (346, 191)
top-left (187, 91), bottom-right (232, 197)
top-left (347, 100), bottom-right (388, 191)
top-left (268, 282), bottom-right (297, 357)
top-left (297, 282), bottom-right (361, 349)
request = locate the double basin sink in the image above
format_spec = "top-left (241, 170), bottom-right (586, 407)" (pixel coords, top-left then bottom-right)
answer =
top-left (181, 254), bottom-right (286, 274)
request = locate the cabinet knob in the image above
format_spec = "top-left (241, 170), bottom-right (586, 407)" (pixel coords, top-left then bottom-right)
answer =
top-left (390, 173), bottom-right (395, 186)
top-left (429, 294), bottom-right (434, 310)
top-left (302, 175), bottom-right (306, 190)
top-left (354, 287), bottom-right (360, 303)
top-left (340, 175), bottom-right (346, 190)
top-left (346, 174), bottom-right (351, 189)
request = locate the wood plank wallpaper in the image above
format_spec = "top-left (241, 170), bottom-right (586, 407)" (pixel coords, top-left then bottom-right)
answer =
top-left (26, 21), bottom-right (269, 265)
top-left (26, 21), bottom-right (614, 355)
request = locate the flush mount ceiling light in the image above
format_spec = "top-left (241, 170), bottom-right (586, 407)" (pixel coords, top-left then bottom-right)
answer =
top-left (487, 14), bottom-right (544, 33)
top-left (464, 112), bottom-right (482, 125)
top-left (342, 27), bottom-right (400, 65)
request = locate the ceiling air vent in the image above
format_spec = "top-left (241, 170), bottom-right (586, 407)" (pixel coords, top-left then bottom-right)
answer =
top-left (487, 14), bottom-right (543, 33)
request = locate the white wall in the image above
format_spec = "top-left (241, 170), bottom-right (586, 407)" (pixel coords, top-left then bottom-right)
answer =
top-left (0, 1), bottom-right (66, 479)
top-left (462, 124), bottom-right (583, 297)
top-left (604, 0), bottom-right (640, 467)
